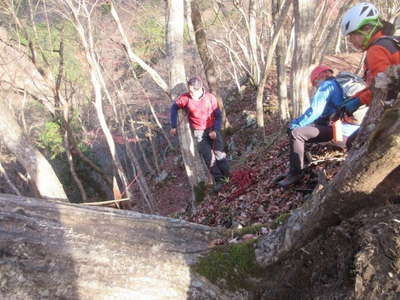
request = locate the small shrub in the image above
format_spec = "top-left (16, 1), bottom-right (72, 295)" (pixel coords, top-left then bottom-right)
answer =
top-left (37, 121), bottom-right (64, 159)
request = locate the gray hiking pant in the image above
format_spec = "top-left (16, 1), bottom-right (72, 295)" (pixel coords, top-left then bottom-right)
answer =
top-left (289, 125), bottom-right (333, 175)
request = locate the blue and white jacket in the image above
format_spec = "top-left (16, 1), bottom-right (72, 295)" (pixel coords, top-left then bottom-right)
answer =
top-left (290, 77), bottom-right (343, 129)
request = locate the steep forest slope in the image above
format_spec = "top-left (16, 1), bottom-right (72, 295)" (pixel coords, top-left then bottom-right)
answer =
top-left (0, 1), bottom-right (400, 299)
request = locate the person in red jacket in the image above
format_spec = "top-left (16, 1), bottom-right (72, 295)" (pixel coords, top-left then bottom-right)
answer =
top-left (341, 2), bottom-right (400, 114)
top-left (170, 77), bottom-right (229, 192)
top-left (341, 2), bottom-right (400, 148)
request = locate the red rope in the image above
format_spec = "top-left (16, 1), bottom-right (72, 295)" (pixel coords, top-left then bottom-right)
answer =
top-left (227, 168), bottom-right (258, 201)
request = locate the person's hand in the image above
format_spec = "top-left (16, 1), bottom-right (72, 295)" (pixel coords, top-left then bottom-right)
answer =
top-left (287, 123), bottom-right (298, 136)
top-left (170, 128), bottom-right (177, 136)
top-left (208, 130), bottom-right (217, 140)
top-left (342, 98), bottom-right (361, 115)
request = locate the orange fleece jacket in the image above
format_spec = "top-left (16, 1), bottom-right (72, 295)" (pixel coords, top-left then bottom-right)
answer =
top-left (356, 31), bottom-right (400, 105)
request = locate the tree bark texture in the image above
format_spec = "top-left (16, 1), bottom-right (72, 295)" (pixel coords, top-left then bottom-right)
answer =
top-left (0, 194), bottom-right (241, 299)
top-left (291, 0), bottom-right (316, 117)
top-left (248, 0), bottom-right (260, 85)
top-left (191, 0), bottom-right (230, 129)
top-left (255, 66), bottom-right (400, 267)
top-left (276, 31), bottom-right (291, 122)
top-left (314, 0), bottom-right (354, 64)
top-left (166, 0), bottom-right (209, 208)
top-left (273, 0), bottom-right (291, 122)
top-left (255, 0), bottom-right (292, 129)
top-left (185, 0), bottom-right (197, 47)
top-left (0, 98), bottom-right (68, 201)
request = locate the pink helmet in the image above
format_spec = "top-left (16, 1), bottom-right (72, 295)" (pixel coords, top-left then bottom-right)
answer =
top-left (310, 65), bottom-right (333, 85)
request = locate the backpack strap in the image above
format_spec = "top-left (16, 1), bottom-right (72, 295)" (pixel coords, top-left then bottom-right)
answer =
top-left (331, 78), bottom-right (343, 111)
top-left (369, 35), bottom-right (400, 53)
top-left (369, 36), bottom-right (400, 103)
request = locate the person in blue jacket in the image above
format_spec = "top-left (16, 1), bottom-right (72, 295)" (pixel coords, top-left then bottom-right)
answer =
top-left (277, 65), bottom-right (359, 187)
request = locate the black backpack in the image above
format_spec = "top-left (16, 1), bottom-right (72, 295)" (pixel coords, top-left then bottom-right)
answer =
top-left (370, 35), bottom-right (400, 50)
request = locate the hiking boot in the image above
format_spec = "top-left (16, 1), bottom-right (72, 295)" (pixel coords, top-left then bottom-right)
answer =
top-left (213, 182), bottom-right (224, 193)
top-left (272, 173), bottom-right (288, 184)
top-left (277, 173), bottom-right (302, 187)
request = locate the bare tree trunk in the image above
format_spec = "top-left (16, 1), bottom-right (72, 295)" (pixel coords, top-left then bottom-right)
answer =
top-left (0, 161), bottom-right (21, 195)
top-left (334, 27), bottom-right (342, 54)
top-left (285, 25), bottom-right (295, 67)
top-left (255, 0), bottom-right (292, 131)
top-left (231, 0), bottom-right (261, 85)
top-left (146, 95), bottom-right (175, 150)
top-left (56, 37), bottom-right (88, 203)
top-left (191, 0), bottom-right (230, 129)
top-left (314, 0), bottom-right (354, 64)
top-left (185, 0), bottom-right (197, 45)
top-left (147, 126), bottom-right (160, 174)
top-left (70, 144), bottom-right (113, 186)
top-left (248, 0), bottom-right (260, 85)
top-left (166, 0), bottom-right (209, 212)
top-left (122, 129), bottom-right (155, 213)
top-left (291, 0), bottom-right (316, 117)
top-left (64, 130), bottom-right (88, 202)
top-left (0, 98), bottom-right (68, 201)
top-left (126, 118), bottom-right (155, 177)
top-left (274, 0), bottom-right (291, 122)
top-left (117, 102), bottom-right (155, 212)
top-left (255, 67), bottom-right (400, 267)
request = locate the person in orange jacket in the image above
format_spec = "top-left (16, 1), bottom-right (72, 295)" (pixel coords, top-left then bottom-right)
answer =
top-left (341, 2), bottom-right (400, 115)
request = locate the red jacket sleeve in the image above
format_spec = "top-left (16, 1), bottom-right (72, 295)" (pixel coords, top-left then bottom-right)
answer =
top-left (356, 45), bottom-right (394, 105)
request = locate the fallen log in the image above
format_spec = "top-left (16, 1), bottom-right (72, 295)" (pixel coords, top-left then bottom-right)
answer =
top-left (0, 194), bottom-right (241, 299)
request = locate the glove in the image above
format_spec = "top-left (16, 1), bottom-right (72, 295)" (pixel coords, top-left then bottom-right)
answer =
top-left (287, 123), bottom-right (297, 136)
top-left (342, 98), bottom-right (361, 115)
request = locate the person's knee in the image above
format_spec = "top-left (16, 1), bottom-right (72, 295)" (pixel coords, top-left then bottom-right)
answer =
top-left (291, 127), bottom-right (302, 140)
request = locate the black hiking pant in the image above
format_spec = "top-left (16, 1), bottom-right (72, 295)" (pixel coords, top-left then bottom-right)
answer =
top-left (288, 125), bottom-right (333, 175)
top-left (193, 129), bottom-right (230, 183)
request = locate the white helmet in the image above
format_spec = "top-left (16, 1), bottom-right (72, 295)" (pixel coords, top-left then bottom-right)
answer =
top-left (341, 2), bottom-right (379, 35)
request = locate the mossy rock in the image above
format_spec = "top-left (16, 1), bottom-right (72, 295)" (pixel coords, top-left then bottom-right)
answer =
top-left (271, 213), bottom-right (290, 229)
top-left (193, 241), bottom-right (264, 291)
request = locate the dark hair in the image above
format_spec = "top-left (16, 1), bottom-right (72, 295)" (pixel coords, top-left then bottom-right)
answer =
top-left (187, 77), bottom-right (203, 89)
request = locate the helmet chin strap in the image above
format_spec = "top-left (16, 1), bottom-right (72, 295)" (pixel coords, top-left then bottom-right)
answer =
top-left (359, 20), bottom-right (383, 49)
